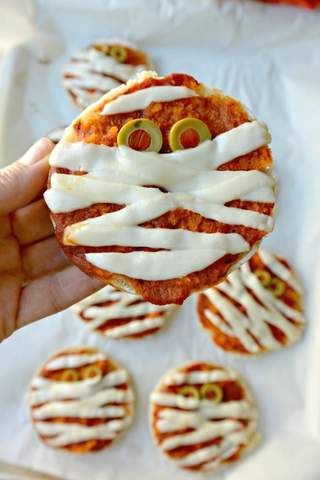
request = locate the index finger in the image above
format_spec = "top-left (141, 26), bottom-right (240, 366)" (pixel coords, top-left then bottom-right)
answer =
top-left (0, 139), bottom-right (53, 215)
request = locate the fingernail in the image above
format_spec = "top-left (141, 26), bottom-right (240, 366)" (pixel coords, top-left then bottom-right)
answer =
top-left (20, 138), bottom-right (54, 165)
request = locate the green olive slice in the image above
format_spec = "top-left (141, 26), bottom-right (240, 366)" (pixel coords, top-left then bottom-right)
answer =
top-left (81, 364), bottom-right (102, 380)
top-left (199, 383), bottom-right (223, 403)
top-left (92, 44), bottom-right (110, 55)
top-left (169, 117), bottom-right (211, 151)
top-left (254, 269), bottom-right (271, 287)
top-left (110, 45), bottom-right (127, 63)
top-left (178, 385), bottom-right (200, 399)
top-left (117, 119), bottom-right (163, 152)
top-left (60, 369), bottom-right (79, 382)
top-left (268, 277), bottom-right (285, 297)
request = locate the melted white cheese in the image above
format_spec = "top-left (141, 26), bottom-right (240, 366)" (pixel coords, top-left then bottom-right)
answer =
top-left (151, 364), bottom-right (259, 471)
top-left (29, 350), bottom-right (134, 448)
top-left (44, 82), bottom-right (274, 282)
top-left (202, 250), bottom-right (305, 354)
top-left (101, 85), bottom-right (197, 115)
top-left (74, 285), bottom-right (176, 338)
top-left (63, 46), bottom-right (147, 108)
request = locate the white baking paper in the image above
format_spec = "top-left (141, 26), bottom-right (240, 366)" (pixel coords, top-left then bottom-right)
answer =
top-left (0, 0), bottom-right (320, 479)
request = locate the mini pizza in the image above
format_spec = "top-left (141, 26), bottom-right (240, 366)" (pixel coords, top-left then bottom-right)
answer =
top-left (47, 126), bottom-right (67, 145)
top-left (150, 362), bottom-right (260, 473)
top-left (44, 71), bottom-right (276, 305)
top-left (63, 38), bottom-right (152, 109)
top-left (28, 346), bottom-right (134, 453)
top-left (73, 285), bottom-right (177, 340)
top-left (197, 249), bottom-right (305, 356)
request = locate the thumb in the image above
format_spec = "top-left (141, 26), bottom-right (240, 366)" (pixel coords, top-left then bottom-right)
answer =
top-left (0, 138), bottom-right (54, 215)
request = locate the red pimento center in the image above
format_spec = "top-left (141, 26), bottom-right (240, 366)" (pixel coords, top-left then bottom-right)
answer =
top-left (128, 129), bottom-right (151, 151)
top-left (205, 390), bottom-right (218, 400)
top-left (180, 128), bottom-right (201, 149)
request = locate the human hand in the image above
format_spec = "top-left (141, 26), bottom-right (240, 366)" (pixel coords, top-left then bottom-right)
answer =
top-left (0, 138), bottom-right (102, 341)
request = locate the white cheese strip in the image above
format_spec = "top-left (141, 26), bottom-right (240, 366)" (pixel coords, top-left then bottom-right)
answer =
top-left (101, 86), bottom-right (198, 115)
top-left (162, 368), bottom-right (237, 386)
top-left (64, 226), bottom-right (248, 249)
top-left (85, 239), bottom-right (248, 281)
top-left (65, 48), bottom-right (146, 82)
top-left (63, 46), bottom-right (147, 108)
top-left (35, 419), bottom-right (130, 446)
top-left (74, 285), bottom-right (175, 338)
top-left (160, 420), bottom-right (241, 451)
top-left (46, 353), bottom-right (105, 370)
top-left (64, 74), bottom-right (120, 92)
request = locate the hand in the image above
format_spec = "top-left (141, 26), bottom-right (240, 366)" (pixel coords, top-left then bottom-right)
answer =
top-left (0, 139), bottom-right (102, 341)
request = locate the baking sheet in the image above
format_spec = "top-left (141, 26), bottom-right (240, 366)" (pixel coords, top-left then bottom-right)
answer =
top-left (0, 0), bottom-right (320, 479)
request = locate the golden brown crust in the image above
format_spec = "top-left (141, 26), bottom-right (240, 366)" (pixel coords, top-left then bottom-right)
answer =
top-left (49, 72), bottom-right (275, 305)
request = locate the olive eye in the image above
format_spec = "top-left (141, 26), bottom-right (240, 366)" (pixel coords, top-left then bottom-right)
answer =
top-left (199, 383), bottom-right (223, 404)
top-left (81, 364), bottom-right (103, 380)
top-left (92, 44), bottom-right (110, 55)
top-left (60, 369), bottom-right (79, 382)
top-left (117, 119), bottom-right (163, 152)
top-left (178, 385), bottom-right (200, 399)
top-left (254, 269), bottom-right (271, 287)
top-left (268, 278), bottom-right (285, 298)
top-left (254, 269), bottom-right (285, 297)
top-left (169, 117), bottom-right (211, 151)
top-left (110, 45), bottom-right (127, 63)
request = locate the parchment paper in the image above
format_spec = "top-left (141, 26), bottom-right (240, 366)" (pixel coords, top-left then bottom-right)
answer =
top-left (0, 1), bottom-right (320, 479)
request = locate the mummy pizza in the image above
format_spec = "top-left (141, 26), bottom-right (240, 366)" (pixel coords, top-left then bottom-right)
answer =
top-left (63, 39), bottom-right (152, 109)
top-left (28, 347), bottom-right (134, 453)
top-left (150, 362), bottom-right (260, 473)
top-left (74, 285), bottom-right (177, 340)
top-left (197, 250), bottom-right (305, 356)
top-left (44, 71), bottom-right (276, 305)
top-left (47, 126), bottom-right (67, 145)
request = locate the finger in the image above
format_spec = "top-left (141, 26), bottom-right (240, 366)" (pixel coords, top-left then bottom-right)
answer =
top-left (0, 216), bottom-right (11, 238)
top-left (0, 273), bottom-right (23, 340)
top-left (22, 236), bottom-right (69, 279)
top-left (0, 138), bottom-right (54, 216)
top-left (17, 266), bottom-right (103, 327)
top-left (0, 236), bottom-right (21, 272)
top-left (12, 199), bottom-right (53, 246)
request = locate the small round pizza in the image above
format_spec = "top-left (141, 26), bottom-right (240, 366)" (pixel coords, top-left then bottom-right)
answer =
top-left (73, 285), bottom-right (177, 340)
top-left (197, 249), bottom-right (305, 356)
top-left (28, 346), bottom-right (134, 453)
top-left (47, 126), bottom-right (67, 145)
top-left (44, 71), bottom-right (276, 305)
top-left (62, 38), bottom-right (152, 109)
top-left (150, 362), bottom-right (260, 473)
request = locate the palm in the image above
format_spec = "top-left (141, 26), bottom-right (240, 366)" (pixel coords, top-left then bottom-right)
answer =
top-left (0, 139), bottom-right (102, 341)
